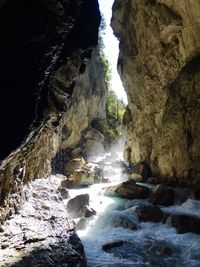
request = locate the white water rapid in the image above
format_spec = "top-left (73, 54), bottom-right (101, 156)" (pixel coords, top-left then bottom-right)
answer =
top-left (65, 143), bottom-right (200, 267)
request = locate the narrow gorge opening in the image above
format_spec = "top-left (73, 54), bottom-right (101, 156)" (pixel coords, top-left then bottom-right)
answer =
top-left (99, 0), bottom-right (127, 105)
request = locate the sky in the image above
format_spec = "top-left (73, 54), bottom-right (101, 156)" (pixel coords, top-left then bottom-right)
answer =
top-left (98, 0), bottom-right (128, 104)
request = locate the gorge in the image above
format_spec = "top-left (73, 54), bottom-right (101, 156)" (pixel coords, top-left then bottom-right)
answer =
top-left (0, 0), bottom-right (200, 266)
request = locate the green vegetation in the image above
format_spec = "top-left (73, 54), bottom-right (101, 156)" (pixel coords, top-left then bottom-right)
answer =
top-left (107, 89), bottom-right (126, 122)
top-left (98, 15), bottom-right (112, 83)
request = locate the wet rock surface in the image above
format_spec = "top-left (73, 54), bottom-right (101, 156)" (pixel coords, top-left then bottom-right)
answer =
top-left (103, 239), bottom-right (182, 266)
top-left (103, 180), bottom-right (149, 199)
top-left (149, 184), bottom-right (175, 206)
top-left (66, 194), bottom-right (89, 218)
top-left (167, 214), bottom-right (200, 234)
top-left (0, 176), bottom-right (86, 267)
top-left (102, 240), bottom-right (124, 252)
top-left (112, 215), bottom-right (138, 230)
top-left (135, 205), bottom-right (164, 223)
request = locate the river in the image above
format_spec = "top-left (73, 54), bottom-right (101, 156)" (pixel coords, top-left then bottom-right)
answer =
top-left (65, 147), bottom-right (200, 267)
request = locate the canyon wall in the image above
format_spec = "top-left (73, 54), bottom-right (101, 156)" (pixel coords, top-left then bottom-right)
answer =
top-left (61, 46), bottom-right (108, 151)
top-left (112, 0), bottom-right (200, 186)
top-left (51, 46), bottom-right (109, 174)
top-left (0, 0), bottom-right (100, 221)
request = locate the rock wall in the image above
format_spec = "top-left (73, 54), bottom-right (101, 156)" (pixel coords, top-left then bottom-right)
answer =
top-left (111, 0), bottom-right (200, 186)
top-left (51, 45), bottom-right (109, 175)
top-left (61, 47), bottom-right (108, 150)
top-left (0, 0), bottom-right (100, 221)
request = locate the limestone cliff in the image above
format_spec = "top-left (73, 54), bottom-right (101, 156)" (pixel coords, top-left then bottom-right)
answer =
top-left (61, 47), bottom-right (108, 150)
top-left (112, 0), bottom-right (200, 186)
top-left (51, 45), bottom-right (109, 175)
top-left (0, 0), bottom-right (100, 221)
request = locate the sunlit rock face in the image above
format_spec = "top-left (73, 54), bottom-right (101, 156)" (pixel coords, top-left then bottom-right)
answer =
top-left (111, 0), bottom-right (200, 186)
top-left (0, 176), bottom-right (86, 266)
top-left (61, 47), bottom-right (108, 150)
top-left (51, 46), bottom-right (108, 175)
top-left (0, 0), bottom-right (100, 221)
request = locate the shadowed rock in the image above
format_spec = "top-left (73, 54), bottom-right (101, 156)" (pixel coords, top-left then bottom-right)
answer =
top-left (135, 205), bottom-right (164, 222)
top-left (149, 185), bottom-right (175, 206)
top-left (58, 187), bottom-right (69, 199)
top-left (167, 214), bottom-right (200, 234)
top-left (112, 216), bottom-right (138, 230)
top-left (102, 240), bottom-right (124, 252)
top-left (66, 194), bottom-right (89, 218)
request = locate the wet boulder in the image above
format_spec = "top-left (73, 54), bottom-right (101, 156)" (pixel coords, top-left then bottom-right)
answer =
top-left (66, 194), bottom-right (89, 218)
top-left (61, 178), bottom-right (76, 189)
top-left (112, 216), bottom-right (138, 230)
top-left (149, 184), bottom-right (175, 206)
top-left (167, 214), bottom-right (200, 234)
top-left (135, 205), bottom-right (164, 223)
top-left (93, 166), bottom-right (104, 183)
top-left (64, 157), bottom-right (86, 176)
top-left (102, 240), bottom-right (124, 252)
top-left (58, 187), bottom-right (69, 199)
top-left (80, 205), bottom-right (96, 218)
top-left (71, 168), bottom-right (95, 186)
top-left (103, 180), bottom-right (149, 199)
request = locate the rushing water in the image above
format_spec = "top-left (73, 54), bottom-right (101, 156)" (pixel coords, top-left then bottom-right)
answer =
top-left (65, 146), bottom-right (200, 267)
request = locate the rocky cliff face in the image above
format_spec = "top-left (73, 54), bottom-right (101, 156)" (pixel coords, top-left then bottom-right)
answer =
top-left (61, 47), bottom-right (107, 150)
top-left (0, 0), bottom-right (100, 221)
top-left (112, 0), bottom-right (200, 186)
top-left (51, 46), bottom-right (108, 175)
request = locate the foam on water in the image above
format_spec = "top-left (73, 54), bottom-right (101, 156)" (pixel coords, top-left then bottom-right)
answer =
top-left (162, 198), bottom-right (200, 219)
top-left (67, 142), bottom-right (200, 266)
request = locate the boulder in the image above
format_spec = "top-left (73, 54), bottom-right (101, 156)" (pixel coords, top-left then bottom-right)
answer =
top-left (93, 166), bottom-right (104, 182)
top-left (64, 157), bottom-right (85, 176)
top-left (167, 214), bottom-right (200, 234)
top-left (103, 180), bottom-right (149, 199)
top-left (112, 216), bottom-right (138, 230)
top-left (129, 173), bottom-right (144, 182)
top-left (71, 169), bottom-right (95, 186)
top-left (102, 240), bottom-right (124, 252)
top-left (80, 205), bottom-right (96, 218)
top-left (58, 187), bottom-right (69, 199)
top-left (149, 185), bottom-right (175, 206)
top-left (135, 205), bottom-right (164, 223)
top-left (66, 194), bottom-right (89, 218)
top-left (61, 178), bottom-right (75, 189)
